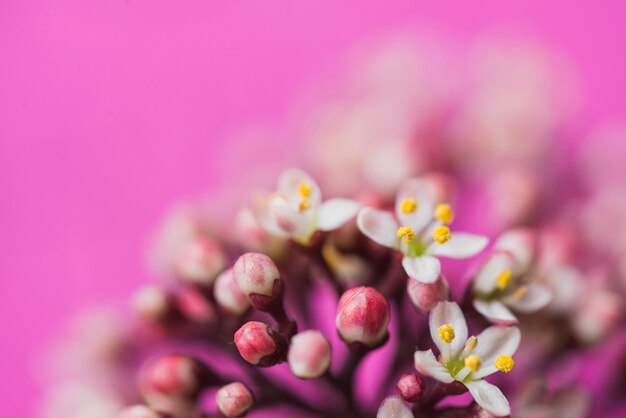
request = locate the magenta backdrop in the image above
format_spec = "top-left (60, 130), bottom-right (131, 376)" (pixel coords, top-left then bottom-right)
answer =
top-left (1, 1), bottom-right (625, 416)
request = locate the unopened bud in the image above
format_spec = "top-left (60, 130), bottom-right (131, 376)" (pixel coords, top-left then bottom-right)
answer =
top-left (175, 287), bottom-right (216, 325)
top-left (336, 287), bottom-right (390, 348)
top-left (406, 276), bottom-right (449, 313)
top-left (234, 321), bottom-right (286, 366)
top-left (133, 285), bottom-right (171, 323)
top-left (139, 354), bottom-right (211, 401)
top-left (117, 405), bottom-right (169, 418)
top-left (376, 395), bottom-right (413, 418)
top-left (233, 253), bottom-right (283, 312)
top-left (215, 382), bottom-right (254, 418)
top-left (214, 268), bottom-right (250, 316)
top-left (288, 330), bottom-right (332, 379)
top-left (175, 236), bottom-right (226, 286)
top-left (395, 373), bottom-right (424, 403)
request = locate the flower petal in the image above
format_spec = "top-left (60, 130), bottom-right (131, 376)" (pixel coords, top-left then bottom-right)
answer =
top-left (494, 228), bottom-right (536, 273)
top-left (316, 198), bottom-right (361, 231)
top-left (472, 252), bottom-right (515, 295)
top-left (465, 380), bottom-right (510, 417)
top-left (430, 233), bottom-right (488, 259)
top-left (357, 208), bottom-right (399, 249)
top-left (395, 178), bottom-right (434, 233)
top-left (413, 350), bottom-right (454, 383)
top-left (267, 194), bottom-right (312, 238)
top-left (472, 326), bottom-right (521, 378)
top-left (429, 301), bottom-right (468, 362)
top-left (473, 300), bottom-right (518, 325)
top-left (277, 168), bottom-right (322, 206)
top-left (376, 395), bottom-right (414, 418)
top-left (503, 283), bottom-right (552, 313)
top-left (402, 256), bottom-right (441, 284)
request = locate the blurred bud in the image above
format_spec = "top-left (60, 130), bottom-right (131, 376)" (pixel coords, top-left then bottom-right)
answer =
top-left (572, 290), bottom-right (623, 344)
top-left (407, 276), bottom-right (449, 313)
top-left (175, 236), bottom-right (226, 286)
top-left (139, 354), bottom-right (211, 403)
top-left (395, 373), bottom-right (424, 403)
top-left (234, 207), bottom-right (287, 258)
top-left (175, 287), bottom-right (216, 325)
top-left (133, 285), bottom-right (171, 323)
top-left (336, 287), bottom-right (390, 348)
top-left (494, 228), bottom-right (537, 272)
top-left (376, 395), bottom-right (413, 418)
top-left (234, 321), bottom-right (286, 366)
top-left (214, 268), bottom-right (250, 316)
top-left (422, 172), bottom-right (456, 204)
top-left (233, 253), bottom-right (280, 297)
top-left (215, 382), bottom-right (254, 418)
top-left (487, 166), bottom-right (540, 228)
top-left (117, 405), bottom-right (169, 418)
top-left (287, 330), bottom-right (332, 379)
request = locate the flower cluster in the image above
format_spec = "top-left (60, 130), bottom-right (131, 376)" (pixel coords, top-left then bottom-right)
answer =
top-left (41, 34), bottom-right (626, 418)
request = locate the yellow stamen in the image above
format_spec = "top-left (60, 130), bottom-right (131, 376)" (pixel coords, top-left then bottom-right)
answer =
top-left (401, 198), bottom-right (417, 214)
top-left (432, 226), bottom-right (451, 244)
top-left (438, 324), bottom-right (455, 344)
top-left (495, 355), bottom-right (515, 373)
top-left (464, 354), bottom-right (482, 371)
top-left (511, 286), bottom-right (528, 299)
top-left (298, 198), bottom-right (311, 213)
top-left (434, 203), bottom-right (454, 224)
top-left (396, 226), bottom-right (415, 244)
top-left (497, 270), bottom-right (513, 290)
top-left (464, 336), bottom-right (478, 352)
top-left (298, 182), bottom-right (312, 197)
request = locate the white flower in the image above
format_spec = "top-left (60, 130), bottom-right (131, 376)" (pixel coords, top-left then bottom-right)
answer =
top-left (414, 301), bottom-right (520, 417)
top-left (472, 230), bottom-right (552, 324)
top-left (357, 178), bottom-right (488, 283)
top-left (254, 169), bottom-right (361, 244)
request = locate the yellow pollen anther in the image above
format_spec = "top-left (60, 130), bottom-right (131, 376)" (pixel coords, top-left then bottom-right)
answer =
top-left (497, 270), bottom-right (513, 290)
top-left (298, 198), bottom-right (311, 213)
top-left (401, 198), bottom-right (417, 214)
top-left (495, 355), bottom-right (515, 373)
top-left (433, 226), bottom-right (451, 244)
top-left (434, 203), bottom-right (454, 224)
top-left (511, 286), bottom-right (528, 299)
top-left (438, 324), bottom-right (455, 344)
top-left (298, 182), bottom-right (312, 197)
top-left (464, 354), bottom-right (482, 371)
top-left (397, 226), bottom-right (415, 244)
top-left (464, 336), bottom-right (478, 352)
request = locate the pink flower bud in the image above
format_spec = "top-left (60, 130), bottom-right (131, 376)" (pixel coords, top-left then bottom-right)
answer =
top-left (117, 405), bottom-right (169, 418)
top-left (336, 286), bottom-right (390, 348)
top-left (234, 321), bottom-right (285, 366)
top-left (215, 382), bottom-right (254, 418)
top-left (233, 253), bottom-right (280, 298)
top-left (287, 330), bottom-right (332, 379)
top-left (214, 268), bottom-right (250, 315)
top-left (175, 287), bottom-right (216, 325)
top-left (406, 276), bottom-right (449, 313)
top-left (133, 285), bottom-right (171, 323)
top-left (139, 354), bottom-right (210, 400)
top-left (175, 236), bottom-right (226, 286)
top-left (395, 373), bottom-right (425, 403)
top-left (376, 395), bottom-right (413, 418)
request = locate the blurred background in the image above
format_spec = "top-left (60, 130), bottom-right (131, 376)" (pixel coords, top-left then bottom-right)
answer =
top-left (1, 1), bottom-right (625, 417)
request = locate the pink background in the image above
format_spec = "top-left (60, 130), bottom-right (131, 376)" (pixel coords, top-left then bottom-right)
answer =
top-left (1, 1), bottom-right (625, 416)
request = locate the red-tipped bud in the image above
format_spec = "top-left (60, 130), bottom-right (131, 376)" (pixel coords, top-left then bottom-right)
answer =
top-left (215, 382), bottom-right (254, 418)
top-left (233, 253), bottom-right (280, 298)
top-left (175, 236), bottom-right (226, 286)
top-left (406, 276), bottom-right (449, 313)
top-left (175, 287), bottom-right (216, 325)
top-left (139, 354), bottom-right (211, 401)
top-left (117, 405), bottom-right (169, 418)
top-left (214, 268), bottom-right (250, 316)
top-left (234, 321), bottom-right (286, 366)
top-left (287, 330), bottom-right (332, 379)
top-left (133, 285), bottom-right (171, 323)
top-left (395, 373), bottom-right (425, 403)
top-left (336, 286), bottom-right (390, 348)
